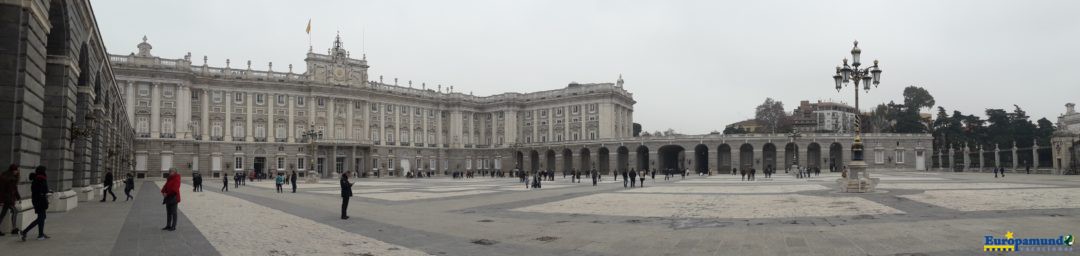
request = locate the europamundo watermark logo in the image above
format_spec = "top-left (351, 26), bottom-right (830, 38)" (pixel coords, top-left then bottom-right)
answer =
top-left (983, 231), bottom-right (1074, 252)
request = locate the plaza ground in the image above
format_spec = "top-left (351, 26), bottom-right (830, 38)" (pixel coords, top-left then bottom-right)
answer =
top-left (2, 170), bottom-right (1078, 255)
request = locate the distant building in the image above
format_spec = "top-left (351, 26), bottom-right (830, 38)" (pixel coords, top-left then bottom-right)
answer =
top-left (726, 119), bottom-right (764, 133)
top-left (792, 100), bottom-right (858, 133)
top-left (1052, 103), bottom-right (1079, 173)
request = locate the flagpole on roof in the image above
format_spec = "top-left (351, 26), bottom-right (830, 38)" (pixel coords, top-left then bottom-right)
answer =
top-left (306, 19), bottom-right (313, 53)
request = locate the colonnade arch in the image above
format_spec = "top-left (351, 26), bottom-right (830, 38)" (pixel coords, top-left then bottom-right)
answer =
top-left (718, 144), bottom-right (733, 173)
top-left (659, 145), bottom-right (685, 172)
top-left (694, 144), bottom-right (709, 174)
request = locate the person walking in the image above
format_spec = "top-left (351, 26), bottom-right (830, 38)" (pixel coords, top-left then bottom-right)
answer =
top-left (222, 173), bottom-right (229, 192)
top-left (123, 173), bottom-right (135, 201)
top-left (275, 173), bottom-right (284, 193)
top-left (160, 169), bottom-right (181, 231)
top-left (0, 164), bottom-right (21, 236)
top-left (340, 172), bottom-right (354, 219)
top-left (629, 169), bottom-right (637, 188)
top-left (639, 171), bottom-right (646, 188)
top-left (21, 166), bottom-right (51, 241)
top-left (100, 171), bottom-right (117, 202)
top-left (740, 168), bottom-right (746, 181)
top-left (290, 171), bottom-right (298, 193)
top-left (192, 172), bottom-right (202, 192)
top-left (994, 167), bottom-right (999, 178)
top-left (591, 170), bottom-right (598, 186)
top-left (623, 170), bottom-right (630, 188)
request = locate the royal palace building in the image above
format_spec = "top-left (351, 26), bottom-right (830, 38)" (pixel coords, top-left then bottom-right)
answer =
top-left (110, 35), bottom-right (636, 179)
top-left (111, 34), bottom-right (938, 180)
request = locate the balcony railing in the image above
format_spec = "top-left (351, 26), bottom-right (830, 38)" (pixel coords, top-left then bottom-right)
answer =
top-left (137, 133), bottom-right (150, 138)
top-left (210, 136), bottom-right (223, 141)
top-left (254, 137), bottom-right (267, 142)
top-left (160, 133), bottom-right (175, 138)
top-left (275, 138), bottom-right (287, 143)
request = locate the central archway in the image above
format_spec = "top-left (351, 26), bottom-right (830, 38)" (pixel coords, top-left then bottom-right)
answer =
top-left (598, 147), bottom-right (610, 174)
top-left (739, 144), bottom-right (754, 171)
top-left (636, 145), bottom-right (650, 171)
top-left (659, 145), bottom-right (686, 172)
top-left (718, 144), bottom-right (732, 173)
top-left (763, 143), bottom-right (777, 171)
top-left (616, 146), bottom-right (630, 173)
top-left (515, 151), bottom-right (524, 171)
top-left (807, 143), bottom-right (822, 169)
top-left (545, 150), bottom-right (556, 173)
top-left (579, 148), bottom-right (592, 171)
top-left (694, 144), bottom-right (709, 174)
top-left (562, 149), bottom-right (573, 173)
top-left (829, 142), bottom-right (844, 172)
top-left (529, 150), bottom-right (540, 174)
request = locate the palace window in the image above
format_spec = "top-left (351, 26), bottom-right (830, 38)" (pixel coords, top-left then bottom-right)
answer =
top-left (895, 150), bottom-right (905, 163)
top-left (297, 158), bottom-right (305, 170)
top-left (276, 124), bottom-right (286, 139)
top-left (256, 94), bottom-right (265, 104)
top-left (234, 93), bottom-right (244, 103)
top-left (162, 86), bottom-right (174, 98)
top-left (233, 122), bottom-right (244, 137)
top-left (255, 123), bottom-right (266, 139)
top-left (296, 97), bottom-right (305, 106)
top-left (211, 122), bottom-right (222, 137)
top-left (277, 157), bottom-right (285, 170)
top-left (212, 91), bottom-right (222, 103)
top-left (138, 84), bottom-right (150, 96)
top-left (136, 116), bottom-right (149, 133)
top-left (235, 157), bottom-right (244, 170)
top-left (317, 97), bottom-right (326, 107)
top-left (161, 117), bottom-right (174, 134)
top-left (875, 151), bottom-right (885, 164)
top-left (277, 95), bottom-right (285, 105)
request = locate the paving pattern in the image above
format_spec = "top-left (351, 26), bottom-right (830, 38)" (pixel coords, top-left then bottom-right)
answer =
top-left (5, 171), bottom-right (1080, 256)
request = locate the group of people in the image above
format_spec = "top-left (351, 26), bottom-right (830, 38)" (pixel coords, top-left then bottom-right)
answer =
top-left (0, 164), bottom-right (139, 242)
top-left (621, 169), bottom-right (648, 188)
top-left (273, 171), bottom-right (299, 193)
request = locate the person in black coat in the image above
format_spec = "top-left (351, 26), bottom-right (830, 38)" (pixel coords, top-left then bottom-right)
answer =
top-left (21, 166), bottom-right (51, 241)
top-left (340, 172), bottom-right (354, 219)
top-left (124, 173), bottom-right (135, 201)
top-left (290, 171), bottom-right (298, 193)
top-left (629, 169), bottom-right (637, 187)
top-left (622, 170), bottom-right (630, 187)
top-left (100, 171), bottom-right (116, 202)
top-left (221, 173), bottom-right (229, 192)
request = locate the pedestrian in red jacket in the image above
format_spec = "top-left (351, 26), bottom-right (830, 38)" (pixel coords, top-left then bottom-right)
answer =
top-left (160, 169), bottom-right (181, 231)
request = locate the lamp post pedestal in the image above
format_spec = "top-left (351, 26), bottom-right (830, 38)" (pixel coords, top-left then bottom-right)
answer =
top-left (305, 170), bottom-right (321, 183)
top-left (837, 160), bottom-right (879, 192)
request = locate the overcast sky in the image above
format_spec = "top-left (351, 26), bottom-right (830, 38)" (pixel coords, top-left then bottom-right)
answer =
top-left (94, 0), bottom-right (1080, 134)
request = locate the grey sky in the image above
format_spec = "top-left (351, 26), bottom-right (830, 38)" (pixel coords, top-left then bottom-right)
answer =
top-left (94, 0), bottom-right (1080, 134)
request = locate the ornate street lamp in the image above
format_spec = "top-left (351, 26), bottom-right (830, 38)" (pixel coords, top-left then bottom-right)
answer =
top-left (302, 125), bottom-right (322, 179)
top-left (832, 40), bottom-right (882, 161)
top-left (832, 40), bottom-right (882, 192)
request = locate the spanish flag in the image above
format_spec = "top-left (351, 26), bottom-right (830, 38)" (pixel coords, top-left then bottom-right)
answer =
top-left (305, 19), bottom-right (311, 34)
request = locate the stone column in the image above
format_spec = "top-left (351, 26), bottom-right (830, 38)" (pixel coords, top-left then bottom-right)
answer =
top-left (961, 144), bottom-right (969, 172)
top-left (1011, 143), bottom-right (1018, 172)
top-left (504, 110), bottom-right (516, 146)
top-left (994, 145), bottom-right (1001, 169)
top-left (224, 92), bottom-right (232, 142)
top-left (177, 85), bottom-right (191, 139)
top-left (450, 110), bottom-right (462, 147)
top-left (328, 98), bottom-right (336, 139)
top-left (150, 83), bottom-right (161, 138)
top-left (287, 95), bottom-right (295, 143)
top-left (346, 100), bottom-right (354, 141)
top-left (978, 146), bottom-right (984, 172)
top-left (268, 93), bottom-right (275, 141)
top-left (201, 90), bottom-right (209, 137)
top-left (126, 82), bottom-right (135, 124)
top-left (245, 92), bottom-right (253, 142)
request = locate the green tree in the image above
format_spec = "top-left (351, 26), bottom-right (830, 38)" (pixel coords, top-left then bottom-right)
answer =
top-left (754, 98), bottom-right (790, 133)
top-left (632, 123), bottom-right (642, 137)
top-left (902, 86), bottom-right (936, 111)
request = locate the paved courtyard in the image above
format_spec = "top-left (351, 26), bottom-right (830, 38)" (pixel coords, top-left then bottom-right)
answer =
top-left (2, 170), bottom-right (1079, 255)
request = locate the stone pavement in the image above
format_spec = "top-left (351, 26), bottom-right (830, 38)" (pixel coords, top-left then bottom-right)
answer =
top-left (111, 181), bottom-right (218, 256)
top-left (1, 171), bottom-right (1078, 255)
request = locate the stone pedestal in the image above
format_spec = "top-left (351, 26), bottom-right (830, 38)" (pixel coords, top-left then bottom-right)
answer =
top-left (305, 170), bottom-right (321, 183)
top-left (836, 160), bottom-right (879, 193)
top-left (48, 190), bottom-right (78, 213)
top-left (75, 186), bottom-right (95, 202)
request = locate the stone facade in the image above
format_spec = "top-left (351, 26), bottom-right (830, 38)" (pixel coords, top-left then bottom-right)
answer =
top-left (110, 35), bottom-right (635, 178)
top-left (511, 133), bottom-right (931, 174)
top-left (0, 0), bottom-right (135, 218)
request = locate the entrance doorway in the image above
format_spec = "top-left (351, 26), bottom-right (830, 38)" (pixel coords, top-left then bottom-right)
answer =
top-left (253, 157), bottom-right (266, 178)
